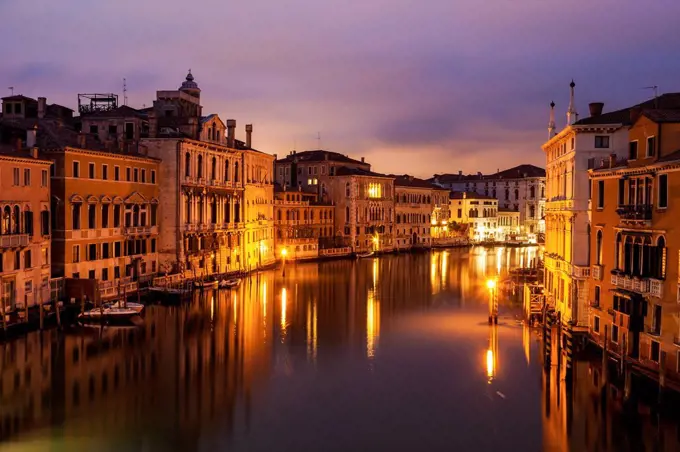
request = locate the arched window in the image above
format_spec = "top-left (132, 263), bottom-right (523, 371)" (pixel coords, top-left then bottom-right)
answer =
top-left (656, 236), bottom-right (667, 279)
top-left (197, 155), bottom-right (203, 179)
top-left (13, 205), bottom-right (20, 233)
top-left (185, 196), bottom-right (192, 223)
top-left (615, 232), bottom-right (622, 270)
top-left (624, 236), bottom-right (633, 274)
top-left (595, 230), bottom-right (603, 265)
top-left (224, 160), bottom-right (230, 181)
top-left (514, 189), bottom-right (519, 200)
top-left (211, 157), bottom-right (217, 180)
top-left (345, 182), bottom-right (351, 197)
top-left (234, 162), bottom-right (239, 183)
top-left (530, 186), bottom-right (535, 199)
top-left (185, 152), bottom-right (191, 177)
top-left (1, 206), bottom-right (10, 234)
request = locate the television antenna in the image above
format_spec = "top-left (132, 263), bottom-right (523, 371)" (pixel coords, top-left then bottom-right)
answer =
top-left (8, 87), bottom-right (14, 96)
top-left (123, 78), bottom-right (128, 106)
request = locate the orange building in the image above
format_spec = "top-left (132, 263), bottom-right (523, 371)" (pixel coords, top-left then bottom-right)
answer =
top-left (273, 187), bottom-right (335, 260)
top-left (588, 109), bottom-right (680, 384)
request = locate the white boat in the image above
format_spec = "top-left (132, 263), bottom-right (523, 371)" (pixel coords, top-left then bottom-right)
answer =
top-left (195, 280), bottom-right (219, 289)
top-left (357, 251), bottom-right (375, 258)
top-left (219, 278), bottom-right (241, 289)
top-left (106, 301), bottom-right (145, 313)
top-left (78, 307), bottom-right (140, 322)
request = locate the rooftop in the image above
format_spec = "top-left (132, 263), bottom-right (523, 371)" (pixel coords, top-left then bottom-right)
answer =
top-left (433, 164), bottom-right (545, 183)
top-left (334, 166), bottom-right (391, 178)
top-left (392, 175), bottom-right (438, 189)
top-left (81, 105), bottom-right (146, 119)
top-left (574, 92), bottom-right (680, 126)
top-left (276, 149), bottom-right (367, 166)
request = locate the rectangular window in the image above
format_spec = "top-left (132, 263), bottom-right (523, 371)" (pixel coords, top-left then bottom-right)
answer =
top-left (593, 316), bottom-right (600, 334)
top-left (41, 247), bottom-right (48, 266)
top-left (651, 341), bottom-right (660, 363)
top-left (108, 124), bottom-right (117, 136)
top-left (594, 135), bottom-right (610, 148)
top-left (141, 169), bottom-right (146, 183)
top-left (88, 205), bottom-right (96, 229)
top-left (629, 141), bottom-right (638, 160)
top-left (13, 168), bottom-right (20, 185)
top-left (72, 245), bottom-right (80, 263)
top-left (646, 136), bottom-right (656, 158)
top-left (14, 251), bottom-right (20, 270)
top-left (24, 250), bottom-right (31, 269)
top-left (41, 169), bottom-right (48, 187)
top-left (658, 174), bottom-right (668, 208)
top-left (88, 163), bottom-right (95, 179)
top-left (133, 168), bottom-right (139, 182)
top-left (87, 244), bottom-right (97, 261)
top-left (73, 161), bottom-right (80, 178)
top-left (125, 122), bottom-right (134, 140)
top-left (102, 243), bottom-right (110, 259)
top-left (618, 178), bottom-right (625, 206)
top-left (88, 269), bottom-right (95, 280)
top-left (89, 125), bottom-right (98, 135)
top-left (114, 266), bottom-right (120, 279)
top-left (151, 170), bottom-right (156, 184)
top-left (113, 205), bottom-right (121, 227)
top-left (102, 268), bottom-right (109, 281)
top-left (611, 324), bottom-right (619, 343)
top-left (126, 167), bottom-right (131, 181)
top-left (597, 180), bottom-right (604, 209)
top-left (594, 286), bottom-right (601, 306)
top-left (23, 169), bottom-right (30, 186)
top-left (114, 241), bottom-right (121, 258)
top-left (151, 238), bottom-right (157, 253)
top-left (114, 166), bottom-right (120, 181)
top-left (102, 164), bottom-right (108, 180)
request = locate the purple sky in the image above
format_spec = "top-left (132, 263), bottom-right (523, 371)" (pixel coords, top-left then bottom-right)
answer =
top-left (3, 0), bottom-right (680, 177)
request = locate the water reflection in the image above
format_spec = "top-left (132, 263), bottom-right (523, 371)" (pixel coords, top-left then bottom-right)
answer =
top-left (0, 247), bottom-right (678, 451)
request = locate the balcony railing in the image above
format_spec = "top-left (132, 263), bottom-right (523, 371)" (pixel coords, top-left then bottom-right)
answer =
top-left (592, 264), bottom-right (603, 281)
top-left (572, 265), bottom-right (590, 279)
top-left (0, 234), bottom-right (29, 248)
top-left (611, 273), bottom-right (650, 294)
top-left (616, 204), bottom-right (652, 222)
top-left (649, 278), bottom-right (663, 298)
top-left (124, 226), bottom-right (157, 235)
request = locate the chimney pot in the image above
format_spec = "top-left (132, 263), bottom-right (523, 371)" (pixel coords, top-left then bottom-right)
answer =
top-left (609, 153), bottom-right (616, 168)
top-left (589, 102), bottom-right (604, 117)
top-left (31, 147), bottom-right (38, 159)
top-left (245, 124), bottom-right (253, 148)
top-left (37, 97), bottom-right (47, 119)
top-left (361, 157), bottom-right (365, 163)
top-left (226, 119), bottom-right (236, 147)
top-left (26, 125), bottom-right (37, 148)
top-left (458, 170), bottom-right (462, 176)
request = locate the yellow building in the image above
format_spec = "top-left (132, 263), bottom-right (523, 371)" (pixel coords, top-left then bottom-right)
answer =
top-left (588, 109), bottom-right (680, 384)
top-left (448, 191), bottom-right (499, 242)
top-left (393, 175), bottom-right (438, 250)
top-left (273, 188), bottom-right (334, 260)
top-left (243, 148), bottom-right (276, 270)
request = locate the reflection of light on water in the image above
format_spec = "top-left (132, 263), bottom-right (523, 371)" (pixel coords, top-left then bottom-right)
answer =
top-left (366, 289), bottom-right (380, 359)
top-left (496, 247), bottom-right (503, 275)
top-left (430, 253), bottom-right (437, 291)
top-left (527, 247), bottom-right (535, 268)
top-left (372, 258), bottom-right (378, 288)
top-left (210, 295), bottom-right (215, 323)
top-left (233, 293), bottom-right (238, 323)
top-left (307, 301), bottom-right (318, 361)
top-left (442, 251), bottom-right (448, 287)
top-left (281, 288), bottom-right (287, 339)
top-left (486, 348), bottom-right (494, 381)
top-left (262, 281), bottom-right (267, 337)
top-left (523, 324), bottom-right (530, 365)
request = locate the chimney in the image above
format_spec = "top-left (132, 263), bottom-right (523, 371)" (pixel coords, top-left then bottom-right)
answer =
top-left (26, 125), bottom-right (37, 148)
top-left (477, 171), bottom-right (482, 177)
top-left (609, 153), bottom-right (616, 168)
top-left (227, 119), bottom-right (236, 147)
top-left (273, 153), bottom-right (278, 160)
top-left (458, 170), bottom-right (462, 176)
top-left (31, 147), bottom-right (38, 159)
top-left (361, 157), bottom-right (365, 163)
top-left (78, 132), bottom-right (87, 149)
top-left (16, 138), bottom-right (22, 151)
top-left (589, 102), bottom-right (604, 117)
top-left (245, 124), bottom-right (253, 148)
top-left (37, 97), bottom-right (47, 119)
top-left (630, 106), bottom-right (642, 124)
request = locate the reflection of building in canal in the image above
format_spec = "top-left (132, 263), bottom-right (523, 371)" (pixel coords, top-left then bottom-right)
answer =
top-left (0, 331), bottom-right (57, 441)
top-left (540, 333), bottom-right (680, 451)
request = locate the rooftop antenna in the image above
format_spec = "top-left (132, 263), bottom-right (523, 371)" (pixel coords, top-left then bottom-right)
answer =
top-left (8, 87), bottom-right (14, 96)
top-left (317, 132), bottom-right (322, 149)
top-left (643, 85), bottom-right (659, 108)
top-left (123, 78), bottom-right (128, 106)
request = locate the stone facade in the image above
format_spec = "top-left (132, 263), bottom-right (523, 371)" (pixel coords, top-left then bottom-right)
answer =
top-left (274, 150), bottom-right (370, 192)
top-left (0, 151), bottom-right (52, 310)
top-left (448, 191), bottom-right (499, 242)
top-left (394, 176), bottom-right (438, 250)
top-left (47, 147), bottom-right (160, 299)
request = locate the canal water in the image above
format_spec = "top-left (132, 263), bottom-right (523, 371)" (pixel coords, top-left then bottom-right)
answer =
top-left (0, 248), bottom-right (678, 451)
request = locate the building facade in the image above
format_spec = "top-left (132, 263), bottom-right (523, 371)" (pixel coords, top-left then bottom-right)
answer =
top-left (498, 209), bottom-right (521, 241)
top-left (274, 150), bottom-right (370, 192)
top-left (588, 109), bottom-right (680, 382)
top-left (321, 167), bottom-right (395, 253)
top-left (543, 85), bottom-right (680, 333)
top-left (393, 175), bottom-right (437, 250)
top-left (0, 151), bottom-right (52, 311)
top-left (431, 164), bottom-right (546, 240)
top-left (47, 147), bottom-right (160, 299)
top-left (273, 188), bottom-right (335, 260)
top-left (448, 191), bottom-right (499, 242)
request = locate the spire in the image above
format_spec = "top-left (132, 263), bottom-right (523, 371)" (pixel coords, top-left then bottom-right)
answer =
top-left (566, 79), bottom-right (577, 125)
top-left (180, 69), bottom-right (200, 97)
top-left (548, 101), bottom-right (556, 138)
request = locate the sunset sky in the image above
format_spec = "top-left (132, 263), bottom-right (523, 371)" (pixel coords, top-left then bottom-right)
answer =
top-left (3, 0), bottom-right (680, 177)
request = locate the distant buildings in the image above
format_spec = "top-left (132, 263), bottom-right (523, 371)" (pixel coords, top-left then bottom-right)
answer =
top-left (393, 175), bottom-right (440, 250)
top-left (448, 191), bottom-right (499, 242)
top-left (274, 150), bottom-right (370, 192)
top-left (431, 164), bottom-right (545, 241)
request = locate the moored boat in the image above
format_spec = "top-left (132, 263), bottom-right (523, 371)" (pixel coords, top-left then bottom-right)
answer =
top-left (219, 278), bottom-right (241, 289)
top-left (105, 301), bottom-right (145, 313)
top-left (356, 251), bottom-right (375, 258)
top-left (194, 279), bottom-right (219, 290)
top-left (78, 307), bottom-right (140, 322)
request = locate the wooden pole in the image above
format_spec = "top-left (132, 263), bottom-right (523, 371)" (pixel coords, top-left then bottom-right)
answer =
top-left (54, 287), bottom-right (61, 329)
top-left (39, 289), bottom-right (44, 330)
top-left (0, 282), bottom-right (6, 332)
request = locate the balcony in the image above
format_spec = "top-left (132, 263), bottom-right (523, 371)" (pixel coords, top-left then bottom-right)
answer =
top-left (124, 226), bottom-right (158, 235)
top-left (610, 273), bottom-right (651, 294)
top-left (616, 204), bottom-right (652, 226)
top-left (0, 234), bottom-right (29, 248)
top-left (572, 265), bottom-right (590, 279)
top-left (592, 264), bottom-right (603, 281)
top-left (649, 278), bottom-right (663, 298)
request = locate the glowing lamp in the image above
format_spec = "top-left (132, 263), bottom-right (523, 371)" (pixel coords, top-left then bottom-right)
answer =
top-left (486, 279), bottom-right (496, 290)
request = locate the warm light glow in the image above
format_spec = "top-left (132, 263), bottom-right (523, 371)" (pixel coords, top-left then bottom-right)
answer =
top-left (281, 247), bottom-right (288, 257)
top-left (281, 287), bottom-right (287, 339)
top-left (486, 348), bottom-right (494, 380)
top-left (486, 279), bottom-right (496, 290)
top-left (307, 301), bottom-right (318, 362)
top-left (366, 289), bottom-right (380, 359)
top-left (372, 258), bottom-right (379, 288)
